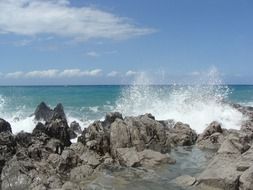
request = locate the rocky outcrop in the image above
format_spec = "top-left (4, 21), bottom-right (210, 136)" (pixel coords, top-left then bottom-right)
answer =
top-left (34, 102), bottom-right (53, 122)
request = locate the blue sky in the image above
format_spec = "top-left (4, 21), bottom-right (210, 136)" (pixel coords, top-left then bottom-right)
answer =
top-left (0, 0), bottom-right (252, 85)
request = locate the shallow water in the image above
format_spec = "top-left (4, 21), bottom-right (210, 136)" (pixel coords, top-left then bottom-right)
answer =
top-left (84, 146), bottom-right (215, 190)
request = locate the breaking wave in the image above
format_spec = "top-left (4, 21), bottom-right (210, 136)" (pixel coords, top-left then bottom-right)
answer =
top-left (115, 69), bottom-right (246, 133)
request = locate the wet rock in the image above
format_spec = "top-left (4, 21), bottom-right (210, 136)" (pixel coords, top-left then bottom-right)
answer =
top-left (34, 102), bottom-right (53, 122)
top-left (0, 119), bottom-right (12, 134)
top-left (80, 149), bottom-right (101, 168)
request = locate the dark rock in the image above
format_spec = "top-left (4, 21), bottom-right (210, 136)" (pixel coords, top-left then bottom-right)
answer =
top-left (15, 131), bottom-right (33, 148)
top-left (70, 121), bottom-right (82, 134)
top-left (51, 103), bottom-right (67, 121)
top-left (102, 112), bottom-right (123, 128)
top-left (34, 102), bottom-right (53, 122)
top-left (45, 119), bottom-right (71, 147)
top-left (0, 119), bottom-right (12, 134)
top-left (32, 122), bottom-right (46, 135)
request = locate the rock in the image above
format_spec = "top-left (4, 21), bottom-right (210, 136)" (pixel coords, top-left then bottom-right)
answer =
top-left (236, 146), bottom-right (253, 172)
top-left (68, 128), bottom-right (77, 139)
top-left (15, 131), bottom-right (33, 148)
top-left (70, 121), bottom-right (82, 134)
top-left (218, 133), bottom-right (250, 155)
top-left (34, 102), bottom-right (53, 122)
top-left (45, 118), bottom-right (71, 147)
top-left (58, 148), bottom-right (80, 173)
top-left (102, 112), bottom-right (123, 128)
top-left (168, 122), bottom-right (197, 146)
top-left (138, 149), bottom-right (176, 167)
top-left (197, 121), bottom-right (225, 150)
top-left (0, 119), bottom-right (12, 133)
top-left (78, 121), bottom-right (110, 155)
top-left (172, 175), bottom-right (196, 187)
top-left (62, 181), bottom-right (80, 190)
top-left (0, 131), bottom-right (16, 174)
top-left (197, 154), bottom-right (241, 190)
top-left (32, 122), bottom-right (46, 136)
top-left (115, 147), bottom-right (175, 168)
top-left (239, 165), bottom-right (253, 190)
top-left (70, 165), bottom-right (94, 183)
top-left (116, 147), bottom-right (141, 167)
top-left (80, 149), bottom-right (101, 168)
top-left (110, 119), bottom-right (131, 157)
top-left (51, 103), bottom-right (67, 121)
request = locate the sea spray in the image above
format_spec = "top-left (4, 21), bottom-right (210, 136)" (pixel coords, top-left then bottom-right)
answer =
top-left (115, 69), bottom-right (246, 133)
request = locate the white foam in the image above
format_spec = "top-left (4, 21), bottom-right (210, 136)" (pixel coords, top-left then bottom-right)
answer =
top-left (115, 70), bottom-right (246, 133)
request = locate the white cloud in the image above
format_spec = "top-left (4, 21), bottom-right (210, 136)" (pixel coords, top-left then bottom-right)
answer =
top-left (86, 51), bottom-right (100, 57)
top-left (126, 70), bottom-right (137, 77)
top-left (5, 71), bottom-right (24, 78)
top-left (59, 69), bottom-right (102, 77)
top-left (0, 0), bottom-right (155, 41)
top-left (25, 69), bottom-right (59, 78)
top-left (107, 71), bottom-right (119, 77)
top-left (4, 69), bottom-right (102, 79)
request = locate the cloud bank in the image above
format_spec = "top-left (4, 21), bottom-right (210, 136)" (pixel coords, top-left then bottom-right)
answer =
top-left (0, 0), bottom-right (154, 41)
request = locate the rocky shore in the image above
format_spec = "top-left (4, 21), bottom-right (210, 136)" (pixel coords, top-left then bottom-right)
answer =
top-left (0, 102), bottom-right (253, 190)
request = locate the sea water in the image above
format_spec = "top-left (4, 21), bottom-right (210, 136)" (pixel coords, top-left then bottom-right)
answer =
top-left (0, 84), bottom-right (252, 134)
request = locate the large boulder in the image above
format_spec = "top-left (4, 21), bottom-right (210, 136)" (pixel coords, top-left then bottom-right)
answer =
top-left (51, 103), bottom-right (67, 121)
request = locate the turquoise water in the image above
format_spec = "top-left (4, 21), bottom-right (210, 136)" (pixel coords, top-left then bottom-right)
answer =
top-left (0, 85), bottom-right (252, 133)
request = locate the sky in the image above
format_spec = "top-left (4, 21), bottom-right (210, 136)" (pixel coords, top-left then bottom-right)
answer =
top-left (0, 0), bottom-right (253, 85)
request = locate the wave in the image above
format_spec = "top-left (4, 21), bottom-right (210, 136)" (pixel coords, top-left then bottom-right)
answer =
top-left (115, 69), bottom-right (246, 133)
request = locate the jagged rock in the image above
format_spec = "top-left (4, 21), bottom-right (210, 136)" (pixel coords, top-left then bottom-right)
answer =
top-left (115, 147), bottom-right (140, 167)
top-left (197, 121), bottom-right (225, 150)
top-left (239, 165), bottom-right (253, 190)
top-left (78, 121), bottom-right (110, 155)
top-left (34, 102), bottom-right (53, 122)
top-left (236, 146), bottom-right (253, 172)
top-left (70, 121), bottom-right (82, 135)
top-left (110, 119), bottom-right (131, 157)
top-left (0, 119), bottom-right (12, 134)
top-left (102, 112), bottom-right (123, 128)
top-left (45, 118), bottom-right (71, 147)
top-left (167, 122), bottom-right (197, 146)
top-left (51, 103), bottom-right (67, 121)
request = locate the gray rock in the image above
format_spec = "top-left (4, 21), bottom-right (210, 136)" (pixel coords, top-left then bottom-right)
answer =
top-left (70, 121), bottom-right (82, 134)
top-left (172, 175), bottom-right (196, 187)
top-left (34, 102), bottom-right (53, 122)
top-left (239, 165), bottom-right (253, 190)
top-left (70, 165), bottom-right (94, 183)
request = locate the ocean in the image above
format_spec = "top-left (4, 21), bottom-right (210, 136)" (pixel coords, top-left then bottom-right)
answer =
top-left (0, 84), bottom-right (252, 134)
